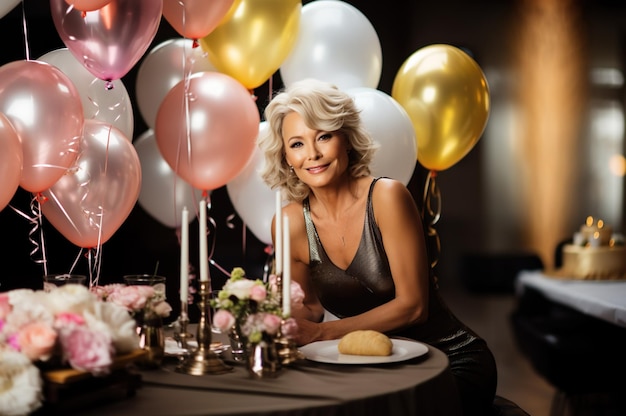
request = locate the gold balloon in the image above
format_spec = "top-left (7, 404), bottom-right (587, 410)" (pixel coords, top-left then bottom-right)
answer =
top-left (392, 44), bottom-right (490, 171)
top-left (199, 0), bottom-right (302, 90)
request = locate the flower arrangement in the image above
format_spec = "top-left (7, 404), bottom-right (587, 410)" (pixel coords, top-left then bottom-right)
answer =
top-left (211, 267), bottom-right (304, 344)
top-left (0, 284), bottom-right (140, 415)
top-left (91, 283), bottom-right (172, 320)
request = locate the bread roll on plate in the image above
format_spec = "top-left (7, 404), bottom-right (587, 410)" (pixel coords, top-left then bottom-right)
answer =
top-left (338, 330), bottom-right (393, 356)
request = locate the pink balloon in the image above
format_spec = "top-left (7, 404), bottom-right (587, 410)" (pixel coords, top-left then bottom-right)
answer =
top-left (65, 0), bottom-right (112, 12)
top-left (41, 120), bottom-right (141, 248)
top-left (50, 0), bottom-right (163, 82)
top-left (0, 113), bottom-right (22, 211)
top-left (162, 0), bottom-right (235, 40)
top-left (155, 72), bottom-right (260, 191)
top-left (0, 60), bottom-right (83, 193)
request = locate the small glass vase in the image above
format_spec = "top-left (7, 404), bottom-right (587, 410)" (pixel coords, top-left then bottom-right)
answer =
top-left (246, 337), bottom-right (282, 378)
top-left (135, 311), bottom-right (165, 369)
top-left (229, 324), bottom-right (247, 363)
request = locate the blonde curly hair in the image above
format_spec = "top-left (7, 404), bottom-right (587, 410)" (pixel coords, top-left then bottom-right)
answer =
top-left (258, 79), bottom-right (378, 202)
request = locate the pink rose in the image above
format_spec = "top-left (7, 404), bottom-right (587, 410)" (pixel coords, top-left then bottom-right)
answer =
top-left (281, 317), bottom-right (299, 337)
top-left (250, 284), bottom-right (267, 302)
top-left (262, 313), bottom-right (282, 335)
top-left (290, 281), bottom-right (305, 309)
top-left (212, 310), bottom-right (235, 332)
top-left (107, 285), bottom-right (154, 311)
top-left (55, 312), bottom-right (86, 328)
top-left (17, 322), bottom-right (58, 361)
top-left (61, 327), bottom-right (114, 375)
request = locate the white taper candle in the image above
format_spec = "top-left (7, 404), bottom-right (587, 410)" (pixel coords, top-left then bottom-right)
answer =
top-left (275, 191), bottom-right (282, 276)
top-left (180, 207), bottom-right (189, 302)
top-left (199, 198), bottom-right (209, 282)
top-left (282, 215), bottom-right (291, 317)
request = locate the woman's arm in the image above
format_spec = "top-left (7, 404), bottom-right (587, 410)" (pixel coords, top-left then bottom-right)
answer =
top-left (294, 179), bottom-right (430, 345)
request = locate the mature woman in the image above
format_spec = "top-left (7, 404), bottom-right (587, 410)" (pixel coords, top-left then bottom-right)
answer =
top-left (258, 78), bottom-right (497, 415)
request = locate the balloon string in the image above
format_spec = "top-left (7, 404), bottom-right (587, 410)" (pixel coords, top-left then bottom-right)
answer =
top-left (28, 195), bottom-right (48, 275)
top-left (268, 75), bottom-right (274, 100)
top-left (202, 193), bottom-right (230, 280)
top-left (422, 170), bottom-right (442, 268)
top-left (69, 247), bottom-right (83, 276)
top-left (169, 32), bottom-right (196, 229)
top-left (21, 0), bottom-right (30, 61)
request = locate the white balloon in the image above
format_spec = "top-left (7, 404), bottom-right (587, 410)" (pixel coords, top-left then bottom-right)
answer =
top-left (0, 0), bottom-right (20, 19)
top-left (348, 87), bottom-right (417, 185)
top-left (280, 0), bottom-right (382, 90)
top-left (134, 129), bottom-right (204, 228)
top-left (227, 122), bottom-right (275, 245)
top-left (136, 38), bottom-right (217, 129)
top-left (37, 48), bottom-right (134, 140)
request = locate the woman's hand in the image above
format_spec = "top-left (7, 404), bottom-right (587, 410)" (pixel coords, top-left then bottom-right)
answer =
top-left (293, 318), bottom-right (323, 346)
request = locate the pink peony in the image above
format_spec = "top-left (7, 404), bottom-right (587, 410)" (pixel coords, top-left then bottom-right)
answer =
top-left (60, 327), bottom-right (114, 376)
top-left (17, 322), bottom-right (57, 361)
top-left (212, 310), bottom-right (235, 332)
top-left (250, 284), bottom-right (267, 302)
top-left (281, 317), bottom-right (299, 337)
top-left (262, 313), bottom-right (282, 335)
top-left (54, 312), bottom-right (86, 328)
top-left (106, 285), bottom-right (154, 312)
top-left (290, 281), bottom-right (305, 309)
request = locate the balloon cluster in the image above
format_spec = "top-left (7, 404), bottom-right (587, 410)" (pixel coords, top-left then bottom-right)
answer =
top-left (0, 0), bottom-right (490, 271)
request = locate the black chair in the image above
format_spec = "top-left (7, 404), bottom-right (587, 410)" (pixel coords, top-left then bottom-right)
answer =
top-left (510, 287), bottom-right (626, 415)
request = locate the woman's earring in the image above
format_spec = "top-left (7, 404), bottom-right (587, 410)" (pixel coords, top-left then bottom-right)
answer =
top-left (289, 165), bottom-right (294, 173)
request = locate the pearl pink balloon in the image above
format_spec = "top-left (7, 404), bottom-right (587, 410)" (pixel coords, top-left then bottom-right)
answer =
top-left (0, 60), bottom-right (83, 193)
top-left (348, 87), bottom-right (417, 186)
top-left (41, 120), bottom-right (141, 248)
top-left (38, 48), bottom-right (134, 140)
top-left (136, 38), bottom-right (217, 129)
top-left (226, 122), bottom-right (274, 245)
top-left (50, 0), bottom-right (163, 82)
top-left (134, 129), bottom-right (203, 229)
top-left (0, 113), bottom-right (22, 211)
top-left (162, 0), bottom-right (235, 40)
top-left (65, 0), bottom-right (112, 12)
top-left (280, 0), bottom-right (382, 90)
top-left (155, 72), bottom-right (260, 192)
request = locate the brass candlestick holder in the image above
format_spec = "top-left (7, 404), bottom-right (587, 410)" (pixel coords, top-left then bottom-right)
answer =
top-left (273, 272), bottom-right (303, 365)
top-left (176, 281), bottom-right (232, 375)
top-left (275, 326), bottom-right (303, 365)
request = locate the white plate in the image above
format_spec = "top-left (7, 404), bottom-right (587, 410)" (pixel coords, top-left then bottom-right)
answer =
top-left (299, 338), bottom-right (429, 364)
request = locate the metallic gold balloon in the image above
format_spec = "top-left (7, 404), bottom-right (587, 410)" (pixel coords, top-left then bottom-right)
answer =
top-left (392, 44), bottom-right (490, 171)
top-left (199, 0), bottom-right (301, 90)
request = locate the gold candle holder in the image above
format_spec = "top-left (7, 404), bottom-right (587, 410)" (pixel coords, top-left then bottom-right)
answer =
top-left (273, 272), bottom-right (303, 365)
top-left (176, 281), bottom-right (232, 375)
top-left (275, 326), bottom-right (303, 365)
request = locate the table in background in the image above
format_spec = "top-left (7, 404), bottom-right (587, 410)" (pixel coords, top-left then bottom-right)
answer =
top-left (81, 333), bottom-right (461, 416)
top-left (512, 270), bottom-right (626, 415)
top-left (516, 269), bottom-right (626, 327)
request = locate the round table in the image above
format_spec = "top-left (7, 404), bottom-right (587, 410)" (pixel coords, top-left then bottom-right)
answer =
top-left (78, 333), bottom-right (461, 416)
